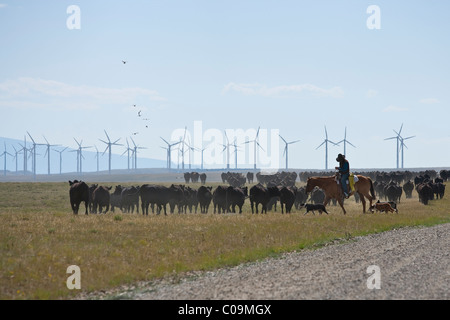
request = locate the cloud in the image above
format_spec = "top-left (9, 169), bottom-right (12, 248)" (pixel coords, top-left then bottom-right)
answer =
top-left (222, 82), bottom-right (344, 98)
top-left (0, 77), bottom-right (166, 110)
top-left (382, 105), bottom-right (408, 112)
top-left (0, 4), bottom-right (7, 9)
top-left (419, 98), bottom-right (440, 104)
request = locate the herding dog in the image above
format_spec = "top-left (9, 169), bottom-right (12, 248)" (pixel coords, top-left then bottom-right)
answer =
top-left (369, 201), bottom-right (398, 213)
top-left (300, 203), bottom-right (328, 215)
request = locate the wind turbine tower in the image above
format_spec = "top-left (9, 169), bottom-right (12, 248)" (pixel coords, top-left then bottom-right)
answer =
top-left (43, 136), bottom-right (61, 175)
top-left (100, 130), bottom-right (122, 174)
top-left (279, 135), bottom-right (300, 170)
top-left (337, 127), bottom-right (356, 156)
top-left (316, 126), bottom-right (338, 171)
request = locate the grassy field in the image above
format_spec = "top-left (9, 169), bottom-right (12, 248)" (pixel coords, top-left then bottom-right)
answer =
top-left (0, 181), bottom-right (449, 300)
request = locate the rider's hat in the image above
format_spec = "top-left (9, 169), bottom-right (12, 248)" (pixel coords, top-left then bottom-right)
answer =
top-left (336, 154), bottom-right (345, 162)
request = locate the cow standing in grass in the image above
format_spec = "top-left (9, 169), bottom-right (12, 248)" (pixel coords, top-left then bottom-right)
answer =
top-left (69, 180), bottom-right (90, 215)
top-left (92, 186), bottom-right (111, 214)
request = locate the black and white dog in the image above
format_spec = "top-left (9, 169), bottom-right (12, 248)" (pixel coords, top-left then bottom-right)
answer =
top-left (299, 203), bottom-right (328, 215)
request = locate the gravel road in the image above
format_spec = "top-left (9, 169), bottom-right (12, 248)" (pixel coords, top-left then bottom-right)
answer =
top-left (78, 223), bottom-right (450, 300)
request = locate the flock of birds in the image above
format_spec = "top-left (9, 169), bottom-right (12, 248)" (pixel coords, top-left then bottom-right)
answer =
top-left (123, 60), bottom-right (151, 136)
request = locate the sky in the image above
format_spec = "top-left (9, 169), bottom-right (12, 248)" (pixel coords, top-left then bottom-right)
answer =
top-left (1, 0), bottom-right (450, 173)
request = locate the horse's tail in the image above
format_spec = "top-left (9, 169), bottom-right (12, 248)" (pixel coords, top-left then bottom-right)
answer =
top-left (369, 178), bottom-right (376, 200)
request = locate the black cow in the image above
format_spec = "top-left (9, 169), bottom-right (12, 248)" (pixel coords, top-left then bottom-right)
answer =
top-left (294, 187), bottom-right (308, 210)
top-left (385, 183), bottom-right (402, 203)
top-left (247, 172), bottom-right (254, 184)
top-left (88, 184), bottom-right (98, 213)
top-left (200, 173), bottom-right (207, 184)
top-left (190, 172), bottom-right (200, 183)
top-left (121, 186), bottom-right (140, 213)
top-left (110, 185), bottom-right (123, 212)
top-left (226, 186), bottom-right (248, 213)
top-left (92, 186), bottom-right (111, 214)
top-left (416, 183), bottom-right (434, 205)
top-left (184, 186), bottom-right (198, 213)
top-left (213, 185), bottom-right (228, 214)
top-left (169, 184), bottom-right (185, 213)
top-left (280, 186), bottom-right (297, 214)
top-left (249, 183), bottom-right (281, 214)
top-left (69, 180), bottom-right (90, 215)
top-left (140, 184), bottom-right (171, 215)
top-left (184, 172), bottom-right (191, 184)
top-left (402, 180), bottom-right (414, 199)
top-left (310, 187), bottom-right (325, 204)
top-left (197, 186), bottom-right (212, 213)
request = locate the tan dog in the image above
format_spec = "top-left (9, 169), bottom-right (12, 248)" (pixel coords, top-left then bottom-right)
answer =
top-left (369, 202), bottom-right (398, 213)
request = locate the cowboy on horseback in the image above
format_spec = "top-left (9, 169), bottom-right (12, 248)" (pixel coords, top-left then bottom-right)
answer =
top-left (335, 154), bottom-right (350, 199)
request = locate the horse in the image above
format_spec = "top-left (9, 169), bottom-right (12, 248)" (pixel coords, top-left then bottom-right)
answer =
top-left (305, 175), bottom-right (376, 214)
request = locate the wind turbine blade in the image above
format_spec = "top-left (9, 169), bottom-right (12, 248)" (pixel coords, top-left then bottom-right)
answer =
top-left (74, 138), bottom-right (81, 146)
top-left (398, 124), bottom-right (403, 136)
top-left (347, 141), bottom-right (356, 148)
top-left (130, 137), bottom-right (137, 147)
top-left (384, 137), bottom-right (397, 141)
top-left (160, 137), bottom-right (169, 145)
top-left (27, 131), bottom-right (35, 144)
top-left (104, 130), bottom-right (111, 142)
top-left (329, 140), bottom-right (339, 146)
top-left (279, 134), bottom-right (287, 144)
top-left (324, 126), bottom-right (328, 139)
top-left (316, 141), bottom-right (326, 150)
top-left (289, 140), bottom-right (301, 145)
top-left (113, 138), bottom-right (121, 144)
top-left (403, 135), bottom-right (415, 140)
top-left (99, 139), bottom-right (108, 145)
top-left (256, 126), bottom-right (260, 139)
top-left (256, 141), bottom-right (265, 152)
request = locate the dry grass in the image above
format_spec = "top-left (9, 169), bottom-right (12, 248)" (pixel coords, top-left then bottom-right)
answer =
top-left (0, 181), bottom-right (449, 300)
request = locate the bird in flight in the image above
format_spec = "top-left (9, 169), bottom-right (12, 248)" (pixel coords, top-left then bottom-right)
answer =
top-left (132, 132), bottom-right (139, 135)
top-left (138, 110), bottom-right (142, 117)
top-left (122, 60), bottom-right (127, 64)
top-left (132, 104), bottom-right (136, 108)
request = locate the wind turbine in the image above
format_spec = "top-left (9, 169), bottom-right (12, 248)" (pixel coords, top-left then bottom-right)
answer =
top-left (222, 131), bottom-right (232, 170)
top-left (19, 135), bottom-right (29, 174)
top-left (99, 130), bottom-right (122, 174)
top-left (385, 124), bottom-right (414, 169)
top-left (27, 132), bottom-right (45, 178)
top-left (122, 138), bottom-right (134, 170)
top-left (199, 143), bottom-right (211, 170)
top-left (93, 145), bottom-right (100, 172)
top-left (337, 127), bottom-right (356, 156)
top-left (0, 143), bottom-right (13, 176)
top-left (185, 136), bottom-right (198, 170)
top-left (243, 126), bottom-right (264, 170)
top-left (53, 147), bottom-right (68, 174)
top-left (160, 137), bottom-right (181, 170)
top-left (279, 135), bottom-right (300, 170)
top-left (130, 137), bottom-right (146, 170)
top-left (43, 136), bottom-right (61, 175)
top-left (231, 138), bottom-right (242, 170)
top-left (316, 126), bottom-right (338, 171)
top-left (12, 145), bottom-right (22, 173)
top-left (72, 138), bottom-right (92, 174)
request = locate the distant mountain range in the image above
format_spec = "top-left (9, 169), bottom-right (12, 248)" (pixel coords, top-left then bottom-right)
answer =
top-left (0, 136), bottom-right (168, 175)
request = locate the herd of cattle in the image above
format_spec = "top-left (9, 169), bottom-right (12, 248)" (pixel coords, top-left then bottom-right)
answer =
top-left (68, 169), bottom-right (448, 215)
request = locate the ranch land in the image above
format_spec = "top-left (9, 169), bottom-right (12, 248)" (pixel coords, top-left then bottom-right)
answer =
top-left (0, 177), bottom-right (449, 300)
